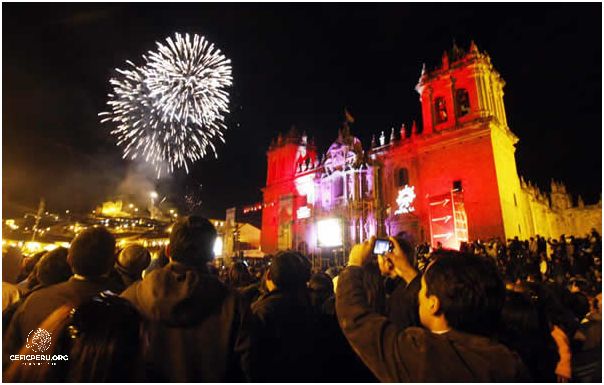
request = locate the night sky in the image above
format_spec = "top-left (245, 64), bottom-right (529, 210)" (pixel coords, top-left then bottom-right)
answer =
top-left (3, 3), bottom-right (601, 219)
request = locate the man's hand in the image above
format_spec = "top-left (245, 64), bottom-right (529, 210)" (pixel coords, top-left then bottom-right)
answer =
top-left (377, 254), bottom-right (397, 278)
top-left (348, 236), bottom-right (376, 267)
top-left (384, 236), bottom-right (418, 283)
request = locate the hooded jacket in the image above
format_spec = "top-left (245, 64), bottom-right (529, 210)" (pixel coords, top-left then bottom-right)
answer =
top-left (336, 266), bottom-right (529, 382)
top-left (121, 262), bottom-right (251, 382)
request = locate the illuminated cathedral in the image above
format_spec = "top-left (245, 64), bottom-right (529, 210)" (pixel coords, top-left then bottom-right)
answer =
top-left (260, 42), bottom-right (602, 256)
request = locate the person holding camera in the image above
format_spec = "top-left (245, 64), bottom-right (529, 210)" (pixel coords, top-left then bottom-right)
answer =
top-left (336, 236), bottom-right (529, 382)
top-left (378, 233), bottom-right (422, 329)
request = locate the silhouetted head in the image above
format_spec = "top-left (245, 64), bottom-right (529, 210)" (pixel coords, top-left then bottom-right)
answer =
top-left (36, 247), bottom-right (71, 286)
top-left (168, 216), bottom-right (217, 267)
top-left (228, 261), bottom-right (253, 288)
top-left (68, 227), bottom-right (116, 278)
top-left (268, 250), bottom-right (311, 291)
top-left (117, 244), bottom-right (151, 278)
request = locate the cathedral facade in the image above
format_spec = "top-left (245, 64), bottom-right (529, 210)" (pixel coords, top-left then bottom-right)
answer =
top-left (260, 43), bottom-right (601, 255)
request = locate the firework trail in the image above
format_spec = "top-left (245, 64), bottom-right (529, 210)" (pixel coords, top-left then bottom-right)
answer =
top-left (100, 33), bottom-right (232, 177)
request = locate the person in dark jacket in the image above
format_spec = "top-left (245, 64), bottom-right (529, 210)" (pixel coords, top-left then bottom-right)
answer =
top-left (309, 272), bottom-right (377, 382)
top-left (121, 216), bottom-right (251, 382)
top-left (336, 237), bottom-right (529, 382)
top-left (3, 227), bottom-right (121, 368)
top-left (5, 292), bottom-right (143, 382)
top-left (383, 232), bottom-right (421, 329)
top-left (498, 290), bottom-right (559, 381)
top-left (250, 250), bottom-right (318, 382)
top-left (3, 247), bottom-right (72, 335)
top-left (570, 292), bottom-right (602, 382)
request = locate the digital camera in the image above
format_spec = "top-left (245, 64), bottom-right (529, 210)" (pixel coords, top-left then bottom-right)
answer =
top-left (373, 238), bottom-right (393, 255)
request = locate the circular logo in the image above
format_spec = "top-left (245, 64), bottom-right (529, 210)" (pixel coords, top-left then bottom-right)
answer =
top-left (26, 328), bottom-right (52, 353)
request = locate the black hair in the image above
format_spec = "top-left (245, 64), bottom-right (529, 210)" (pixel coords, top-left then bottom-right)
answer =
top-left (309, 272), bottom-right (334, 313)
top-left (36, 247), bottom-right (71, 286)
top-left (16, 250), bottom-right (46, 283)
top-left (424, 250), bottom-right (505, 336)
top-left (269, 250), bottom-right (310, 291)
top-left (169, 216), bottom-right (217, 266)
top-left (228, 261), bottom-right (253, 288)
top-left (69, 227), bottom-right (116, 277)
top-left (393, 231), bottom-right (416, 268)
top-left (569, 292), bottom-right (590, 320)
top-left (498, 290), bottom-right (559, 382)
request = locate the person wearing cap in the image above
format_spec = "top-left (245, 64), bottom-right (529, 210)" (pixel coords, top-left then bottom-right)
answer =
top-left (111, 244), bottom-right (151, 292)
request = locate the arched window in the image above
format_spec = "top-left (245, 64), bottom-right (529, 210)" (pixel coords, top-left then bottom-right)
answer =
top-left (453, 180), bottom-right (462, 192)
top-left (397, 168), bottom-right (409, 187)
top-left (435, 97), bottom-right (448, 123)
top-left (456, 89), bottom-right (470, 117)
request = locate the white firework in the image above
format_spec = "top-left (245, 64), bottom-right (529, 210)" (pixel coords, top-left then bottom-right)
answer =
top-left (100, 33), bottom-right (232, 177)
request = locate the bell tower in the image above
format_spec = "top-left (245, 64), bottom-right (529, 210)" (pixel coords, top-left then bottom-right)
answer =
top-left (261, 127), bottom-right (318, 253)
top-left (416, 41), bottom-right (509, 134)
top-left (412, 42), bottom-right (529, 241)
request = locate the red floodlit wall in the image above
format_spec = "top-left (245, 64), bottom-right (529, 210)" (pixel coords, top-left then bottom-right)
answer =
top-left (261, 141), bottom-right (318, 253)
top-left (418, 133), bottom-right (505, 241)
top-left (383, 127), bottom-right (506, 243)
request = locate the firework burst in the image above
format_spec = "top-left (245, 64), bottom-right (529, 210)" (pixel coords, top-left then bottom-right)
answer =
top-left (100, 33), bottom-right (232, 177)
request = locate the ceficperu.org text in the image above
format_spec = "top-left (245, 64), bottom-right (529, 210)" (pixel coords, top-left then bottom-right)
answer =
top-left (10, 355), bottom-right (69, 361)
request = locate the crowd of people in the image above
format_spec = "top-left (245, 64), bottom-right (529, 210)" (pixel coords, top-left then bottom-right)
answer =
top-left (2, 216), bottom-right (601, 382)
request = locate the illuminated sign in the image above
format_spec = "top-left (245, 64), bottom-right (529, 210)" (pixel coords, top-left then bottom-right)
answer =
top-left (297, 206), bottom-right (311, 219)
top-left (317, 218), bottom-right (343, 247)
top-left (395, 185), bottom-right (416, 214)
top-left (428, 191), bottom-right (468, 250)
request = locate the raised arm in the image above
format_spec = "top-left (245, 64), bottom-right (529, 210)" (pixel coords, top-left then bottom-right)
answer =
top-left (336, 239), bottom-right (424, 382)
